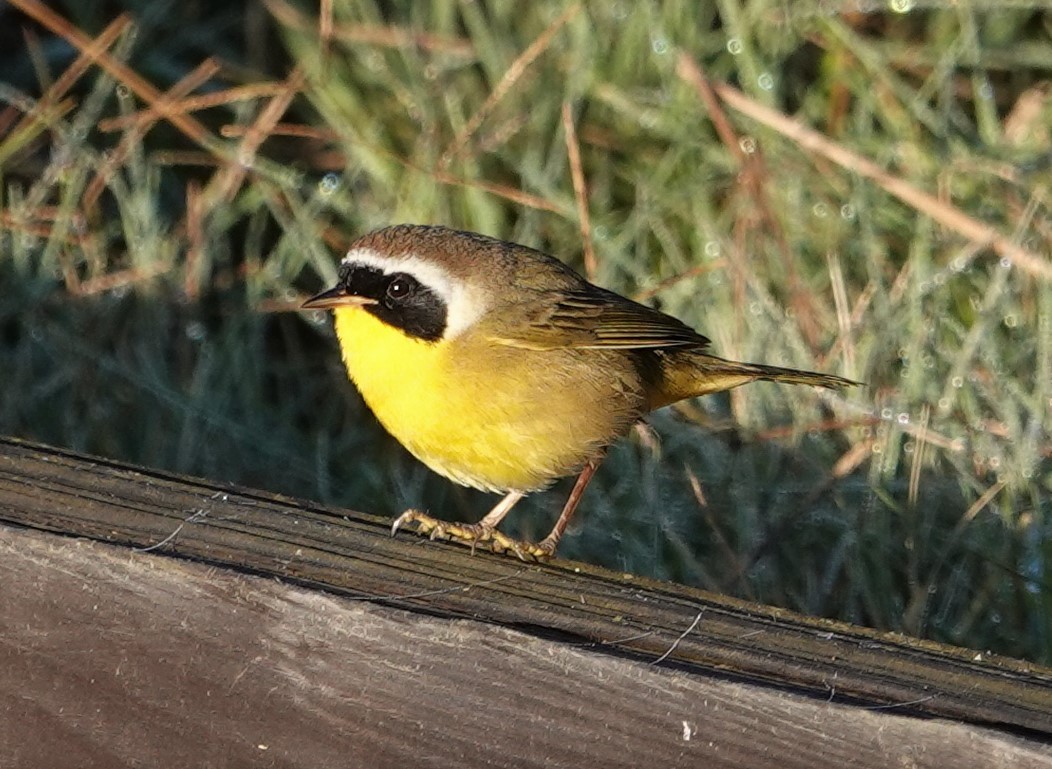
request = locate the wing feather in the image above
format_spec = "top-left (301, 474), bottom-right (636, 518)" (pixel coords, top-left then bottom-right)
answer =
top-left (487, 287), bottom-right (710, 351)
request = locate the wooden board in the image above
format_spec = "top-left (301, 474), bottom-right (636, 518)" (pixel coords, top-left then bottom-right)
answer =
top-left (2, 526), bottom-right (1050, 769)
top-left (1, 436), bottom-right (1051, 767)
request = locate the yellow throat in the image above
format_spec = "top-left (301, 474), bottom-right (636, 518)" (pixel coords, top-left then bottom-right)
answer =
top-left (333, 305), bottom-right (567, 493)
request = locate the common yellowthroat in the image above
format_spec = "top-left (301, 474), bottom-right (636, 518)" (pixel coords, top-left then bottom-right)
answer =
top-left (304, 224), bottom-right (856, 559)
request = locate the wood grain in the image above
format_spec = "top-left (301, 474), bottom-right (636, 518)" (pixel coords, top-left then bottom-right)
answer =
top-left (3, 526), bottom-right (1050, 769)
top-left (1, 435), bottom-right (1051, 768)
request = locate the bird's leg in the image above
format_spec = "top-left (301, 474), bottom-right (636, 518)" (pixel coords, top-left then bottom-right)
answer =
top-left (529, 455), bottom-right (601, 557)
top-left (391, 455), bottom-right (603, 560)
top-left (391, 491), bottom-right (528, 556)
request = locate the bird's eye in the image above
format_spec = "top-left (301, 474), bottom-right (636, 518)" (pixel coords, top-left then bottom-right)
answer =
top-left (385, 274), bottom-right (416, 302)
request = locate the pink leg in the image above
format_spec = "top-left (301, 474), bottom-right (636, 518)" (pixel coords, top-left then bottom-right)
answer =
top-left (535, 456), bottom-right (602, 555)
top-left (390, 457), bottom-right (603, 560)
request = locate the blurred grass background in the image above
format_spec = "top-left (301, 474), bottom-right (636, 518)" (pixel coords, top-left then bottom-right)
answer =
top-left (1, 0), bottom-right (1050, 662)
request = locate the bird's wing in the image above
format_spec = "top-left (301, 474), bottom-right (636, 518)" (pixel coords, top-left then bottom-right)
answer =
top-left (486, 287), bottom-right (711, 351)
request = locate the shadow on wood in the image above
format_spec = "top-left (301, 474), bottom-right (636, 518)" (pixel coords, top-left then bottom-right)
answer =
top-left (1, 436), bottom-right (1050, 768)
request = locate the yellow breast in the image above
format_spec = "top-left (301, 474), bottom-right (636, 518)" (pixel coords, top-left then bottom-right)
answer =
top-left (332, 306), bottom-right (639, 492)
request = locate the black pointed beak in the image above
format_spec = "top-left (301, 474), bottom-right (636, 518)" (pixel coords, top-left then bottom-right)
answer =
top-left (302, 285), bottom-right (378, 310)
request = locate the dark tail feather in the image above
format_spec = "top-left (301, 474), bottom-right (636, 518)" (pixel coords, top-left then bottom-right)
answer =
top-left (739, 361), bottom-right (860, 390)
top-left (652, 350), bottom-right (860, 408)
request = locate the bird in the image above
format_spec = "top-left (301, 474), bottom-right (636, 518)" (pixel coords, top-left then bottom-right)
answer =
top-left (303, 224), bottom-right (857, 559)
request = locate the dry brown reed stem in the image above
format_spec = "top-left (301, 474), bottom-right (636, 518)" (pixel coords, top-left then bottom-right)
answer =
top-left (202, 68), bottom-right (306, 206)
top-left (676, 52), bottom-right (823, 349)
top-left (82, 58), bottom-right (222, 210)
top-left (263, 0), bottom-right (474, 56)
top-left (688, 57), bottom-right (1052, 281)
top-left (438, 3), bottom-right (582, 168)
top-left (185, 181), bottom-right (205, 300)
top-left (431, 169), bottom-right (565, 215)
top-left (9, 0), bottom-right (222, 155)
top-left (319, 0), bottom-right (334, 60)
top-left (562, 101), bottom-right (597, 281)
top-left (98, 83), bottom-right (296, 133)
top-left (2, 14), bottom-right (130, 158)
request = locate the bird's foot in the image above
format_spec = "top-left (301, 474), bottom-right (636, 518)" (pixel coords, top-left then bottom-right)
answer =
top-left (390, 509), bottom-right (555, 561)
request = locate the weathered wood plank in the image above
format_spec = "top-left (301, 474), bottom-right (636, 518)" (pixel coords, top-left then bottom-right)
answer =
top-left (1, 436), bottom-right (1050, 744)
top-left (2, 525), bottom-right (1050, 769)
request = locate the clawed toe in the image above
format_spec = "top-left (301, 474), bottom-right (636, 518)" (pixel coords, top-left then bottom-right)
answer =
top-left (391, 509), bottom-right (427, 537)
top-left (488, 530), bottom-right (553, 561)
top-left (390, 509), bottom-right (554, 561)
top-left (391, 509), bottom-right (492, 548)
